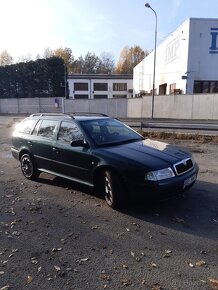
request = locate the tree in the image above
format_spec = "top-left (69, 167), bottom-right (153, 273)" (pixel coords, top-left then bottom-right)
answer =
top-left (42, 47), bottom-right (54, 59)
top-left (72, 52), bottom-right (115, 74)
top-left (82, 52), bottom-right (101, 74)
top-left (115, 45), bottom-right (148, 74)
top-left (72, 56), bottom-right (84, 74)
top-left (0, 50), bottom-right (13, 66)
top-left (17, 53), bottom-right (32, 63)
top-left (98, 52), bottom-right (115, 74)
top-left (53, 47), bottom-right (74, 73)
top-left (72, 52), bottom-right (101, 74)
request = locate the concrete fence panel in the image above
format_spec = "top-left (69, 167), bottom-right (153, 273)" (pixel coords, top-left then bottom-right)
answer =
top-left (64, 99), bottom-right (90, 113)
top-left (141, 97), bottom-right (152, 118)
top-left (18, 98), bottom-right (39, 114)
top-left (127, 98), bottom-right (144, 118)
top-left (107, 99), bottom-right (127, 118)
top-left (39, 97), bottom-right (62, 113)
top-left (0, 99), bottom-right (18, 113)
top-left (192, 94), bottom-right (218, 120)
top-left (64, 98), bottom-right (127, 118)
top-left (0, 94), bottom-right (218, 120)
top-left (154, 94), bottom-right (194, 119)
top-left (89, 99), bottom-right (109, 116)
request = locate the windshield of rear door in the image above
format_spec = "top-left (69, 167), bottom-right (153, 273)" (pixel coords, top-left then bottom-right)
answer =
top-left (80, 118), bottom-right (143, 146)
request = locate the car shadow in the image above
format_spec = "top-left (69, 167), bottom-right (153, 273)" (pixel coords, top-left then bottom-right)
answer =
top-left (122, 180), bottom-right (218, 241)
top-left (34, 175), bottom-right (218, 241)
top-left (36, 173), bottom-right (98, 197)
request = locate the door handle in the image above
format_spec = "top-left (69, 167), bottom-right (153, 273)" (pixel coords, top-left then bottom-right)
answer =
top-left (52, 147), bottom-right (60, 154)
top-left (27, 141), bottom-right (32, 146)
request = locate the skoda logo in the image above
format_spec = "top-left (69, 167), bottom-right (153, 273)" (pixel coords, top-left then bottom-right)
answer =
top-left (182, 160), bottom-right (187, 166)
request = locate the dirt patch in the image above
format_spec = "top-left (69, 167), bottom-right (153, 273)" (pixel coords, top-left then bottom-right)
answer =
top-left (139, 130), bottom-right (218, 144)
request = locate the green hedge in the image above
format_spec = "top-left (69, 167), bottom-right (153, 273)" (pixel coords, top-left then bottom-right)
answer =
top-left (0, 57), bottom-right (68, 98)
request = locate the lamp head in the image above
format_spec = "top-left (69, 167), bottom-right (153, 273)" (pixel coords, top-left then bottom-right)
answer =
top-left (145, 3), bottom-right (151, 8)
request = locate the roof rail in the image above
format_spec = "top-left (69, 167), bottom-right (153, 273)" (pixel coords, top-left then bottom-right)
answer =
top-left (29, 113), bottom-right (73, 118)
top-left (29, 112), bottom-right (109, 118)
top-left (70, 112), bottom-right (109, 117)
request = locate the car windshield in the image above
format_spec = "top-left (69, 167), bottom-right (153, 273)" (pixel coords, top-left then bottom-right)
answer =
top-left (80, 118), bottom-right (143, 146)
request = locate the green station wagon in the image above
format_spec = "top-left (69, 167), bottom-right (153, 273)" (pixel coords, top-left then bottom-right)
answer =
top-left (11, 113), bottom-right (199, 209)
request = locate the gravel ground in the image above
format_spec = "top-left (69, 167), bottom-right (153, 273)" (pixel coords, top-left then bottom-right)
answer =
top-left (0, 117), bottom-right (218, 290)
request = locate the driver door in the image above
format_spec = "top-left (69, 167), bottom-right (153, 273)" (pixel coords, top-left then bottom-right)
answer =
top-left (51, 120), bottom-right (94, 185)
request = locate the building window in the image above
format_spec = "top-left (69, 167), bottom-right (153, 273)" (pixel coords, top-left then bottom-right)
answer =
top-left (193, 81), bottom-right (202, 93)
top-left (170, 83), bottom-right (176, 94)
top-left (159, 83), bottom-right (167, 95)
top-left (210, 81), bottom-right (216, 93)
top-left (113, 83), bottom-right (127, 91)
top-left (74, 82), bottom-right (88, 91)
top-left (194, 81), bottom-right (218, 93)
top-left (74, 94), bottom-right (89, 99)
top-left (209, 81), bottom-right (218, 93)
top-left (202, 82), bottom-right (209, 93)
top-left (94, 95), bottom-right (108, 99)
top-left (113, 94), bottom-right (127, 98)
top-left (93, 83), bottom-right (108, 91)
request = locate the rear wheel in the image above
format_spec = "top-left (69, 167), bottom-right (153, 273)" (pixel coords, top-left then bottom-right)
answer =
top-left (104, 170), bottom-right (124, 209)
top-left (20, 153), bottom-right (39, 180)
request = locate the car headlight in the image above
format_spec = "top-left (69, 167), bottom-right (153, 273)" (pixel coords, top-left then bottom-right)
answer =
top-left (145, 167), bottom-right (175, 181)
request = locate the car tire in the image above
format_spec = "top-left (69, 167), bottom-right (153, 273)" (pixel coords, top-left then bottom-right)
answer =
top-left (20, 153), bottom-right (40, 180)
top-left (104, 170), bottom-right (124, 209)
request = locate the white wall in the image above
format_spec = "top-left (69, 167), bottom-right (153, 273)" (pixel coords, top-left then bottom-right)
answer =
top-left (134, 19), bottom-right (190, 96)
top-left (68, 77), bottom-right (133, 99)
top-left (134, 18), bottom-right (218, 96)
top-left (0, 97), bottom-right (62, 114)
top-left (64, 98), bottom-right (127, 118)
top-left (187, 18), bottom-right (218, 93)
top-left (1, 95), bottom-right (218, 120)
top-left (126, 94), bottom-right (218, 119)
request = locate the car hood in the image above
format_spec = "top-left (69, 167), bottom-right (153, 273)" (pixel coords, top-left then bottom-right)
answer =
top-left (97, 139), bottom-right (190, 170)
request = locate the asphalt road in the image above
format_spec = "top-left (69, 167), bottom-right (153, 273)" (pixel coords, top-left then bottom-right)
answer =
top-left (0, 117), bottom-right (218, 290)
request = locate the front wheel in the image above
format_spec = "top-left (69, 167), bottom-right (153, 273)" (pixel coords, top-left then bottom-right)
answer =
top-left (104, 171), bottom-right (124, 209)
top-left (20, 153), bottom-right (40, 180)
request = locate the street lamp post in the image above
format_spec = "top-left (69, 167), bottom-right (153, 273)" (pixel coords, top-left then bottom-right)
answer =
top-left (145, 2), bottom-right (157, 119)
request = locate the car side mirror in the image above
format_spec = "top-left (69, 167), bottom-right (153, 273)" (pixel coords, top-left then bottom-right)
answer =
top-left (70, 139), bottom-right (89, 148)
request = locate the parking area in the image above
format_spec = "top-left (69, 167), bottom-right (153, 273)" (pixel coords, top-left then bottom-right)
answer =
top-left (0, 116), bottom-right (218, 290)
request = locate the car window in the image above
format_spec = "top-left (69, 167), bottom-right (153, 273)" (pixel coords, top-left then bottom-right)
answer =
top-left (32, 119), bottom-right (41, 135)
top-left (58, 121), bottom-right (83, 144)
top-left (81, 118), bottom-right (142, 146)
top-left (16, 119), bottom-right (36, 134)
top-left (37, 120), bottom-right (58, 139)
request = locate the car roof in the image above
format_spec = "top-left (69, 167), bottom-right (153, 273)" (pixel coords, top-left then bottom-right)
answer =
top-left (27, 113), bottom-right (110, 122)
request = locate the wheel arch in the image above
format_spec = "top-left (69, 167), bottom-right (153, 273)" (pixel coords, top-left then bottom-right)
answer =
top-left (93, 165), bottom-right (126, 193)
top-left (19, 148), bottom-right (32, 160)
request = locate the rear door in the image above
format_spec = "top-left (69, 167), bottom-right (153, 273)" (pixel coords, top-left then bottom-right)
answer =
top-left (31, 119), bottom-right (59, 171)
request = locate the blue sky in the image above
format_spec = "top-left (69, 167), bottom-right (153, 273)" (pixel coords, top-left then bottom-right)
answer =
top-left (1, 0), bottom-right (218, 62)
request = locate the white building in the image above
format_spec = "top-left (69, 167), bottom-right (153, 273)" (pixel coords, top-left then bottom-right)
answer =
top-left (134, 18), bottom-right (218, 96)
top-left (68, 74), bottom-right (133, 99)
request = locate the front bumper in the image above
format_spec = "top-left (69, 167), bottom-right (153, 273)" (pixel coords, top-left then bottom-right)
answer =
top-left (125, 163), bottom-right (199, 200)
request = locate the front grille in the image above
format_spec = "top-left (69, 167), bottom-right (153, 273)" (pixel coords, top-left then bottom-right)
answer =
top-left (174, 158), bottom-right (194, 175)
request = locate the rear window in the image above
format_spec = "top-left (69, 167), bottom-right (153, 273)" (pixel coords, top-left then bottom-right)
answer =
top-left (15, 119), bottom-right (36, 134)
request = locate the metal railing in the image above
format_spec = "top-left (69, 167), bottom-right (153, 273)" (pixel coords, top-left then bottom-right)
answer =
top-left (139, 121), bottom-right (218, 131)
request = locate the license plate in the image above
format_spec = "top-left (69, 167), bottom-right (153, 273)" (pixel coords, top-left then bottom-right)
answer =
top-left (183, 174), bottom-right (197, 189)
